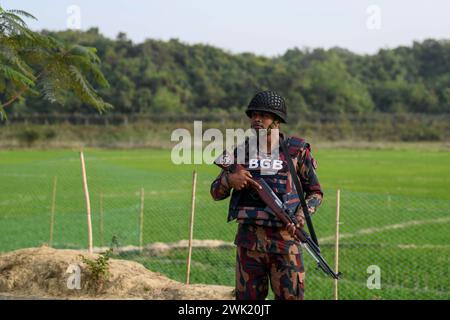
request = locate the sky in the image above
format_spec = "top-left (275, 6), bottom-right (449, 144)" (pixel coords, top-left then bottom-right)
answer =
top-left (2, 0), bottom-right (450, 56)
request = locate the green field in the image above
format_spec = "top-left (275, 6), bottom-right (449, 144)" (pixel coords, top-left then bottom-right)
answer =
top-left (0, 147), bottom-right (449, 299)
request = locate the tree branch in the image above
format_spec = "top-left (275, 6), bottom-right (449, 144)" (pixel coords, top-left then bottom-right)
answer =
top-left (1, 84), bottom-right (30, 108)
top-left (1, 49), bottom-right (70, 109)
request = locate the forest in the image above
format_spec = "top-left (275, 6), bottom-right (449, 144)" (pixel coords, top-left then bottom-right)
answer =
top-left (6, 28), bottom-right (450, 117)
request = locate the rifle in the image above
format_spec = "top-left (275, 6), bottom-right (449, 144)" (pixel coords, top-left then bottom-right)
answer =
top-left (214, 154), bottom-right (342, 280)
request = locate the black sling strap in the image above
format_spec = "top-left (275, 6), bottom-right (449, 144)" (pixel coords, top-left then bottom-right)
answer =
top-left (280, 136), bottom-right (320, 248)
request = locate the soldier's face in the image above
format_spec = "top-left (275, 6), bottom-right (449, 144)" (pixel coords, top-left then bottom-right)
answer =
top-left (250, 111), bottom-right (279, 130)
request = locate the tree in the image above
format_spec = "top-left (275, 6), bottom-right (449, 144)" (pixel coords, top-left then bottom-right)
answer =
top-left (152, 87), bottom-right (186, 114)
top-left (0, 5), bottom-right (111, 119)
top-left (302, 53), bottom-right (374, 114)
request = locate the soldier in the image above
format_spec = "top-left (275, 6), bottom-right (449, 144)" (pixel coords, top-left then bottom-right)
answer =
top-left (210, 90), bottom-right (323, 300)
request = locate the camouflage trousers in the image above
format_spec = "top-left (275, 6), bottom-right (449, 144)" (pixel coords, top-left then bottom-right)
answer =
top-left (235, 246), bottom-right (305, 300)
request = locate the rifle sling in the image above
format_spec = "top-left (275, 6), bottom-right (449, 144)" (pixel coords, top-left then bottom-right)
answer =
top-left (280, 137), bottom-right (320, 247)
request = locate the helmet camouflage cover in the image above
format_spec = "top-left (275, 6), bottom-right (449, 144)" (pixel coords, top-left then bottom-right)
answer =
top-left (246, 90), bottom-right (287, 123)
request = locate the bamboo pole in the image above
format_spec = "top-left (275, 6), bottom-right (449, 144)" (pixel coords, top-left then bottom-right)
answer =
top-left (334, 189), bottom-right (341, 300)
top-left (99, 192), bottom-right (104, 247)
top-left (139, 187), bottom-right (145, 252)
top-left (387, 194), bottom-right (392, 209)
top-left (186, 170), bottom-right (197, 284)
top-left (49, 176), bottom-right (57, 247)
top-left (80, 151), bottom-right (93, 253)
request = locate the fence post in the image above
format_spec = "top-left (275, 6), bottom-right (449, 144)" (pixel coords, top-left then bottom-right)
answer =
top-left (387, 194), bottom-right (392, 209)
top-left (49, 176), bottom-right (57, 247)
top-left (139, 187), bottom-right (145, 252)
top-left (334, 189), bottom-right (341, 300)
top-left (186, 170), bottom-right (197, 284)
top-left (99, 192), bottom-right (104, 247)
top-left (80, 151), bottom-right (93, 253)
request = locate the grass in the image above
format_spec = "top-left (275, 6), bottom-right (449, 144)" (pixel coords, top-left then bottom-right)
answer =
top-left (0, 147), bottom-right (449, 299)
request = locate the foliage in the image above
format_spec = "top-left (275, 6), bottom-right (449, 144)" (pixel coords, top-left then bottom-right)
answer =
top-left (79, 248), bottom-right (113, 293)
top-left (1, 6), bottom-right (449, 117)
top-left (0, 5), bottom-right (112, 119)
top-left (13, 30), bottom-right (448, 117)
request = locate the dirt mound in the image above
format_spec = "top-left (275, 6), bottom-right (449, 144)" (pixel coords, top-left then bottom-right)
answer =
top-left (91, 239), bottom-right (234, 256)
top-left (0, 246), bottom-right (234, 300)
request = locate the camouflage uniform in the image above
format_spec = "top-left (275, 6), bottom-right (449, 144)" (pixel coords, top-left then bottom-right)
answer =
top-left (211, 134), bottom-right (323, 300)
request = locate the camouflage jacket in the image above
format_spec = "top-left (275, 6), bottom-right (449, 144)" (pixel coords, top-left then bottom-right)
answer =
top-left (210, 134), bottom-right (323, 254)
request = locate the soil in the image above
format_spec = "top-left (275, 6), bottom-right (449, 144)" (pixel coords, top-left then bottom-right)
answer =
top-left (0, 245), bottom-right (234, 300)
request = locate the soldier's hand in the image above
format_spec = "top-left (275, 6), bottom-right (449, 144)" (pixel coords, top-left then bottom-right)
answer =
top-left (286, 222), bottom-right (302, 241)
top-left (295, 209), bottom-right (306, 229)
top-left (228, 170), bottom-right (261, 191)
top-left (297, 215), bottom-right (305, 229)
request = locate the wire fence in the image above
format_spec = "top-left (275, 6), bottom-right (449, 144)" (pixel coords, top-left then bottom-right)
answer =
top-left (2, 113), bottom-right (450, 146)
top-left (0, 151), bottom-right (449, 300)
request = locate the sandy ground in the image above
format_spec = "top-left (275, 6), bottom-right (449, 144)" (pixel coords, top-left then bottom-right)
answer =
top-left (89, 239), bottom-right (234, 255)
top-left (0, 246), bottom-right (234, 300)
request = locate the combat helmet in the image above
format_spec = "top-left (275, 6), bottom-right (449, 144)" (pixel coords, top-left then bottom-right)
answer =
top-left (245, 90), bottom-right (287, 123)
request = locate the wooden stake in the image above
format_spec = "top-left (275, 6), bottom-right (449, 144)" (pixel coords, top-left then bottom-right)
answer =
top-left (80, 151), bottom-right (93, 253)
top-left (334, 189), bottom-right (341, 300)
top-left (139, 187), bottom-right (145, 252)
top-left (99, 192), bottom-right (104, 247)
top-left (387, 194), bottom-right (392, 210)
top-left (186, 170), bottom-right (197, 284)
top-left (49, 176), bottom-right (57, 247)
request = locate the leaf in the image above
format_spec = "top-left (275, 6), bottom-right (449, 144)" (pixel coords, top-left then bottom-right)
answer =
top-left (69, 65), bottom-right (100, 100)
top-left (0, 45), bottom-right (35, 79)
top-left (6, 9), bottom-right (37, 21)
top-left (0, 64), bottom-right (35, 87)
top-left (0, 4), bottom-right (112, 114)
top-left (0, 106), bottom-right (7, 121)
top-left (68, 45), bottom-right (101, 64)
top-left (39, 78), bottom-right (58, 103)
top-left (64, 55), bottom-right (109, 88)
